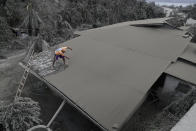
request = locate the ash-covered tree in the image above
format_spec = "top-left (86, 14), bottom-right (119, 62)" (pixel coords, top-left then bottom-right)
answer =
top-left (0, 16), bottom-right (14, 43)
top-left (19, 2), bottom-right (43, 36)
top-left (0, 97), bottom-right (42, 131)
top-left (187, 5), bottom-right (196, 43)
top-left (188, 4), bottom-right (196, 20)
top-left (62, 0), bottom-right (165, 28)
top-left (0, 0), bottom-right (7, 7)
top-left (191, 35), bottom-right (196, 43)
top-left (187, 24), bottom-right (196, 43)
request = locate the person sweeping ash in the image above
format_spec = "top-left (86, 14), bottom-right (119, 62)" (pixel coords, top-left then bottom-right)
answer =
top-left (53, 46), bottom-right (72, 68)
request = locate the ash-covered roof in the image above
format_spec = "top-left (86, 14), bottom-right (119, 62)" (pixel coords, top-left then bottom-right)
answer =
top-left (165, 43), bottom-right (196, 86)
top-left (44, 18), bottom-right (189, 130)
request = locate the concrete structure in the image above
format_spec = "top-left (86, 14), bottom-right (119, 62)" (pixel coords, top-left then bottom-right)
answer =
top-left (24, 18), bottom-right (196, 130)
top-left (186, 18), bottom-right (196, 26)
top-left (162, 7), bottom-right (174, 17)
top-left (171, 104), bottom-right (196, 131)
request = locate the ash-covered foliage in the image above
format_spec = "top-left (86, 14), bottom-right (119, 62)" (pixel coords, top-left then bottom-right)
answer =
top-left (61, 0), bottom-right (164, 27)
top-left (188, 4), bottom-right (196, 20)
top-left (0, 97), bottom-right (42, 131)
top-left (184, 4), bottom-right (196, 43)
top-left (191, 34), bottom-right (196, 43)
top-left (0, 0), bottom-right (7, 7)
top-left (0, 17), bottom-right (14, 43)
top-left (61, 0), bottom-right (165, 28)
top-left (0, 0), bottom-right (165, 48)
top-left (187, 24), bottom-right (196, 43)
top-left (40, 15), bottom-right (73, 46)
top-left (190, 25), bottom-right (196, 43)
top-left (166, 16), bottom-right (185, 28)
top-left (122, 83), bottom-right (196, 131)
top-left (146, 89), bottom-right (196, 131)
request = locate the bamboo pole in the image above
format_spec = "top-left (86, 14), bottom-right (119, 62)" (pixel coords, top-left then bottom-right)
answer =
top-left (46, 100), bottom-right (66, 128)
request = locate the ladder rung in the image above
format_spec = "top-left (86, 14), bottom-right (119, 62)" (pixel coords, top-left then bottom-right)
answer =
top-left (15, 49), bottom-right (34, 100)
top-left (17, 89), bottom-right (22, 92)
top-left (16, 93), bottom-right (21, 97)
top-left (18, 87), bottom-right (23, 91)
top-left (20, 80), bottom-right (25, 83)
top-left (19, 83), bottom-right (24, 87)
top-left (21, 79), bottom-right (26, 83)
top-left (18, 86), bottom-right (24, 90)
top-left (15, 94), bottom-right (19, 98)
top-left (23, 76), bottom-right (28, 79)
top-left (19, 83), bottom-right (24, 88)
top-left (15, 91), bottom-right (19, 95)
top-left (22, 76), bottom-right (27, 79)
top-left (19, 82), bottom-right (25, 86)
top-left (23, 75), bottom-right (28, 79)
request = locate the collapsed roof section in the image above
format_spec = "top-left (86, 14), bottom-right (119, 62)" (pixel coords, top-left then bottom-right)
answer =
top-left (43, 18), bottom-right (190, 131)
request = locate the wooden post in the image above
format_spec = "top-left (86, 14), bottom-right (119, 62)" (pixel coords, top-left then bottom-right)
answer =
top-left (47, 100), bottom-right (66, 128)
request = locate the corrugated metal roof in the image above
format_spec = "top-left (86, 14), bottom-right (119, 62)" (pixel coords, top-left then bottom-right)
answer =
top-left (44, 18), bottom-right (189, 130)
top-left (171, 103), bottom-right (196, 131)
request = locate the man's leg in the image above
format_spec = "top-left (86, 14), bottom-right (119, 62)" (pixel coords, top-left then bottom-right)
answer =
top-left (53, 55), bottom-right (57, 67)
top-left (62, 57), bottom-right (66, 66)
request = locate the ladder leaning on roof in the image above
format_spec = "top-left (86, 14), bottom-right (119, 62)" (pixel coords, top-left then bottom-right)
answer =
top-left (2, 49), bottom-right (35, 122)
top-left (14, 50), bottom-right (34, 100)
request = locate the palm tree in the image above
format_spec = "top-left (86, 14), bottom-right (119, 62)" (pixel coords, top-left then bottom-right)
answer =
top-left (19, 0), bottom-right (43, 36)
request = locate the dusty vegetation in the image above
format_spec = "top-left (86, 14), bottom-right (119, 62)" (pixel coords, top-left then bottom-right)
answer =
top-left (0, 97), bottom-right (42, 131)
top-left (187, 4), bottom-right (196, 20)
top-left (183, 4), bottom-right (196, 42)
top-left (0, 17), bottom-right (14, 43)
top-left (0, 0), bottom-right (165, 48)
top-left (189, 25), bottom-right (196, 43)
top-left (166, 16), bottom-right (185, 28)
top-left (122, 82), bottom-right (196, 131)
top-left (61, 0), bottom-right (165, 28)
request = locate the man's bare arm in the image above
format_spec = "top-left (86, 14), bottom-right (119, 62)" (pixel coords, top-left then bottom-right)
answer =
top-left (65, 55), bottom-right (70, 60)
top-left (67, 47), bottom-right (72, 50)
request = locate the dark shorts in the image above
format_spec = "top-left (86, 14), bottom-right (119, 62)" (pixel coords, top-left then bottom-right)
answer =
top-left (55, 55), bottom-right (64, 60)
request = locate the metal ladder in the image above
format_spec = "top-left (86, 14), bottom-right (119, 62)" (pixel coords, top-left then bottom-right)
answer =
top-left (15, 50), bottom-right (34, 100)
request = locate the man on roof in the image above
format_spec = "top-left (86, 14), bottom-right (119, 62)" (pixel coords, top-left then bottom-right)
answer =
top-left (53, 46), bottom-right (72, 68)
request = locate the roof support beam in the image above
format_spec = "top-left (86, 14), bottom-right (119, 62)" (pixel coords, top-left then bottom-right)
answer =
top-left (47, 100), bottom-right (66, 128)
